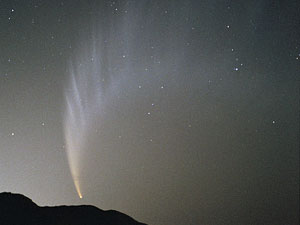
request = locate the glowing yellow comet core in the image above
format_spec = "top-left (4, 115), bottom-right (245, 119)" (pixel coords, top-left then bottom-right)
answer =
top-left (74, 179), bottom-right (83, 199)
top-left (64, 126), bottom-right (84, 200)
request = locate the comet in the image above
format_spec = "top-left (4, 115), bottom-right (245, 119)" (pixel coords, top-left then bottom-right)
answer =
top-left (63, 30), bottom-right (119, 199)
top-left (75, 180), bottom-right (83, 199)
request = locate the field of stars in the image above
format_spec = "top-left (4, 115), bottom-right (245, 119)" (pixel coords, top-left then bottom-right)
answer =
top-left (0, 1), bottom-right (299, 225)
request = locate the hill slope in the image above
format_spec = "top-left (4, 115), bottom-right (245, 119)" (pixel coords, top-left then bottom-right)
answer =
top-left (0, 192), bottom-right (147, 225)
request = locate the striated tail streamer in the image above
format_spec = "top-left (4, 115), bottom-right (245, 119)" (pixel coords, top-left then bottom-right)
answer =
top-left (63, 36), bottom-right (116, 198)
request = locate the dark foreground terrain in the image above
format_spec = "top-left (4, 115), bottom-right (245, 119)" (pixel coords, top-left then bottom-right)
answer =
top-left (0, 192), bottom-right (147, 225)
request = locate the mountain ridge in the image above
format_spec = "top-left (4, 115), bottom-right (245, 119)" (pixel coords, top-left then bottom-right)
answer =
top-left (0, 192), bottom-right (147, 225)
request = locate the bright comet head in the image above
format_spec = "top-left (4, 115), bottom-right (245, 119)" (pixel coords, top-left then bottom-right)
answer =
top-left (74, 178), bottom-right (83, 199)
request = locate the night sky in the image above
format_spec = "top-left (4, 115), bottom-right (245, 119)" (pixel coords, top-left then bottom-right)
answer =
top-left (0, 1), bottom-right (299, 225)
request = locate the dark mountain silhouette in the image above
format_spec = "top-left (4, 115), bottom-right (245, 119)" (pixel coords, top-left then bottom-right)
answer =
top-left (0, 192), bottom-right (147, 225)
